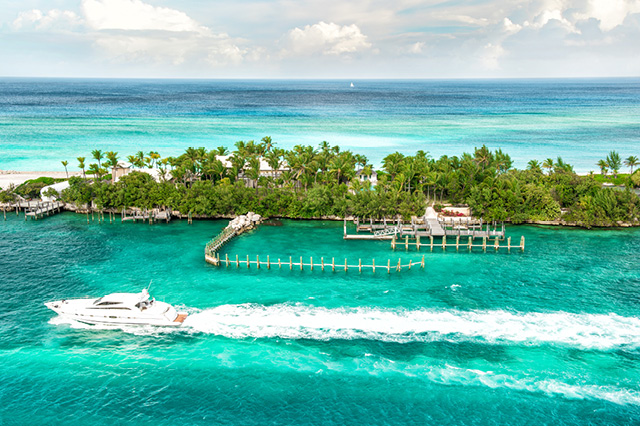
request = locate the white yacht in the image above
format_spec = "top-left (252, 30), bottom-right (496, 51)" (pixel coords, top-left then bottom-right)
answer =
top-left (45, 289), bottom-right (187, 327)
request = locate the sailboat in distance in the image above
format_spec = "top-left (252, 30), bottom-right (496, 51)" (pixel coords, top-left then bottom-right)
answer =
top-left (350, 82), bottom-right (354, 88)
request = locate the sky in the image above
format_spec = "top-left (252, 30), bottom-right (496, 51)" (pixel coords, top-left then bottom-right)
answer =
top-left (0, 0), bottom-right (639, 79)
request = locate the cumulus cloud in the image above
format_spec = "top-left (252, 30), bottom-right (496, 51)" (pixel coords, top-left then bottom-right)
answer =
top-left (82, 0), bottom-right (204, 32)
top-left (9, 0), bottom-right (247, 68)
top-left (3, 0), bottom-right (640, 77)
top-left (12, 9), bottom-right (83, 31)
top-left (283, 21), bottom-right (371, 56)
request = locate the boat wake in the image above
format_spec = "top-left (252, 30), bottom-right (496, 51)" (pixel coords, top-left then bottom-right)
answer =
top-left (182, 304), bottom-right (640, 351)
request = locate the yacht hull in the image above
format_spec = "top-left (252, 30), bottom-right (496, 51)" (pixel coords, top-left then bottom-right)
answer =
top-left (45, 296), bottom-right (188, 328)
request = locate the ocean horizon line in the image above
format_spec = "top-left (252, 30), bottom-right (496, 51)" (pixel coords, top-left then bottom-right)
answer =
top-left (1, 75), bottom-right (640, 82)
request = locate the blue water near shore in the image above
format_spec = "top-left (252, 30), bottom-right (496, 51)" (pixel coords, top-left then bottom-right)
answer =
top-left (1, 78), bottom-right (639, 172)
top-left (1, 215), bottom-right (640, 425)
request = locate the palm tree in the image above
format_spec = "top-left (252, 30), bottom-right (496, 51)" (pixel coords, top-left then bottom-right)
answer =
top-left (606, 151), bottom-right (622, 178)
top-left (624, 155), bottom-right (639, 174)
top-left (61, 160), bottom-right (69, 178)
top-left (126, 155), bottom-right (139, 169)
top-left (261, 136), bottom-right (273, 154)
top-left (105, 151), bottom-right (119, 170)
top-left (382, 152), bottom-right (404, 180)
top-left (77, 157), bottom-right (86, 179)
top-left (542, 158), bottom-right (554, 175)
top-left (148, 151), bottom-right (161, 168)
top-left (597, 159), bottom-right (608, 176)
top-left (215, 146), bottom-right (229, 156)
top-left (91, 149), bottom-right (104, 168)
top-left (527, 160), bottom-right (542, 174)
top-left (473, 145), bottom-right (492, 171)
top-left (88, 163), bottom-right (101, 181)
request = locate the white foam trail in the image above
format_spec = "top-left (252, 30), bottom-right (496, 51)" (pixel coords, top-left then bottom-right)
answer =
top-left (422, 365), bottom-right (640, 406)
top-left (183, 304), bottom-right (640, 350)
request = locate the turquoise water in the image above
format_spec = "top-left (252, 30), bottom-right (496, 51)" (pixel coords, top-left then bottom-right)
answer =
top-left (1, 78), bottom-right (639, 172)
top-left (1, 214), bottom-right (639, 425)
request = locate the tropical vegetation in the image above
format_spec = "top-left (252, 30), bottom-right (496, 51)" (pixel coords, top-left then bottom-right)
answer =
top-left (3, 140), bottom-right (640, 228)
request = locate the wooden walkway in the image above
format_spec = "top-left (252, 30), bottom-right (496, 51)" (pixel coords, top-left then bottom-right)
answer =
top-left (210, 253), bottom-right (426, 273)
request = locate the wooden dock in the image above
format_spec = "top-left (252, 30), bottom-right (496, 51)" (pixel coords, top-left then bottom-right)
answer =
top-left (391, 234), bottom-right (525, 252)
top-left (347, 207), bottom-right (505, 240)
top-left (121, 207), bottom-right (172, 223)
top-left (1, 200), bottom-right (64, 220)
top-left (209, 253), bottom-right (426, 273)
top-left (204, 212), bottom-right (264, 264)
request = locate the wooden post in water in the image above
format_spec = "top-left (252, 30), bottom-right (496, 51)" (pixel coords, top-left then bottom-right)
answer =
top-left (372, 258), bottom-right (375, 273)
top-left (405, 236), bottom-right (409, 251)
top-left (267, 255), bottom-right (270, 269)
top-left (321, 257), bottom-right (325, 271)
top-left (456, 235), bottom-right (460, 252)
top-left (408, 259), bottom-right (411, 270)
top-left (246, 255), bottom-right (250, 269)
top-left (278, 258), bottom-right (282, 269)
top-left (421, 255), bottom-right (425, 269)
top-left (507, 237), bottom-right (511, 253)
top-left (442, 235), bottom-right (446, 251)
top-left (392, 235), bottom-right (396, 250)
top-left (257, 255), bottom-right (260, 269)
top-left (343, 218), bottom-right (347, 238)
top-left (358, 258), bottom-right (362, 273)
top-left (300, 256), bottom-right (303, 271)
top-left (332, 257), bottom-right (335, 272)
top-left (494, 237), bottom-right (499, 251)
top-left (236, 254), bottom-right (239, 268)
top-left (482, 237), bottom-right (487, 252)
top-left (468, 236), bottom-right (473, 251)
top-left (344, 259), bottom-right (348, 272)
top-left (430, 236), bottom-right (434, 252)
top-left (416, 235), bottom-right (420, 251)
top-left (521, 236), bottom-right (525, 252)
top-left (290, 256), bottom-right (293, 270)
top-left (225, 254), bottom-right (229, 267)
top-left (397, 259), bottom-right (401, 271)
top-left (310, 257), bottom-right (313, 271)
top-left (387, 259), bottom-right (391, 274)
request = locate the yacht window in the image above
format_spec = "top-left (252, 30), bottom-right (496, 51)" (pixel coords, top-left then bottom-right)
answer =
top-left (96, 301), bottom-right (122, 306)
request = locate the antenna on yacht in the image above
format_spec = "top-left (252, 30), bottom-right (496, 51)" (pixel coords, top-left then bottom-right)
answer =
top-left (146, 280), bottom-right (153, 291)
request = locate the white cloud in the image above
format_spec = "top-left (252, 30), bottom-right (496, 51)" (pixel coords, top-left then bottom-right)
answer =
top-left (12, 9), bottom-right (82, 31)
top-left (409, 41), bottom-right (425, 54)
top-left (480, 43), bottom-right (506, 70)
top-left (586, 0), bottom-right (640, 31)
top-left (284, 21), bottom-right (371, 56)
top-left (82, 0), bottom-right (204, 32)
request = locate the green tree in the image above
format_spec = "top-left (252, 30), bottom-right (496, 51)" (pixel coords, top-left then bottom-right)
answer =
top-left (77, 157), bottom-right (86, 179)
top-left (597, 159), bottom-right (608, 176)
top-left (61, 160), bottom-right (69, 178)
top-left (624, 155), bottom-right (639, 174)
top-left (606, 151), bottom-right (622, 178)
top-left (91, 149), bottom-right (104, 168)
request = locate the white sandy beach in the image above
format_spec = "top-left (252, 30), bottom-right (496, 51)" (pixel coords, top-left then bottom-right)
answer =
top-left (0, 170), bottom-right (81, 190)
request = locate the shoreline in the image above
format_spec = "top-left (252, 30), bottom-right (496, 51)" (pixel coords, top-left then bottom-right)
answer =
top-left (0, 170), bottom-right (81, 190)
top-left (4, 204), bottom-right (638, 229)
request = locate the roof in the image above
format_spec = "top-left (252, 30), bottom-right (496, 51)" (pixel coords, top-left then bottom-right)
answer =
top-left (94, 290), bottom-right (149, 306)
top-left (216, 155), bottom-right (289, 171)
top-left (356, 168), bottom-right (377, 177)
top-left (40, 180), bottom-right (70, 201)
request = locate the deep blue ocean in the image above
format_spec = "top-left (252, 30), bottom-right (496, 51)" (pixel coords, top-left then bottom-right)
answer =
top-left (1, 78), bottom-right (639, 171)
